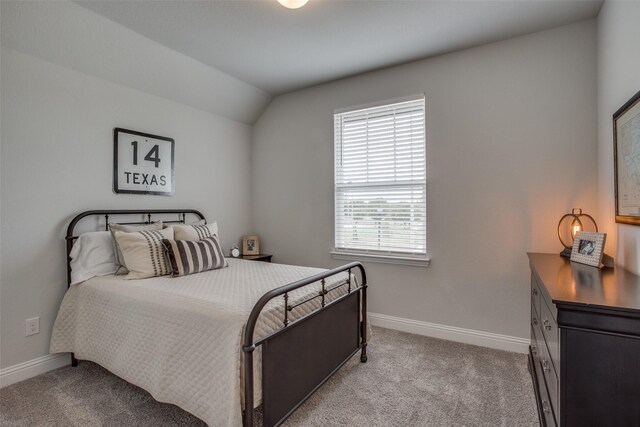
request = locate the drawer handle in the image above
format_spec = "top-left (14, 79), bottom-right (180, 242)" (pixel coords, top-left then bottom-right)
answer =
top-left (542, 399), bottom-right (550, 414)
top-left (542, 359), bottom-right (551, 373)
top-left (532, 317), bottom-right (538, 326)
top-left (531, 345), bottom-right (537, 355)
top-left (532, 288), bottom-right (538, 296)
top-left (543, 318), bottom-right (552, 331)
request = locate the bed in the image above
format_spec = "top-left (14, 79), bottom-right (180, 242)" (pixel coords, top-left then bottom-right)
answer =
top-left (50, 209), bottom-right (368, 427)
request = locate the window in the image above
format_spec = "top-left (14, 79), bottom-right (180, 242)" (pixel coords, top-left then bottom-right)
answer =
top-left (333, 96), bottom-right (427, 265)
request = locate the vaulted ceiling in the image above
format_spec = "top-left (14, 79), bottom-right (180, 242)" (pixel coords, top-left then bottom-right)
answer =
top-left (2, 1), bottom-right (603, 123)
top-left (78, 0), bottom-right (603, 95)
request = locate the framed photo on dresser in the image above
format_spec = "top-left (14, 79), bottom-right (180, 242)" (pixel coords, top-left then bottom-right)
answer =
top-left (570, 231), bottom-right (606, 267)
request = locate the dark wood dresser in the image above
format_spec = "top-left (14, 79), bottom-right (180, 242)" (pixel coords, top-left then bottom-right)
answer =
top-left (528, 253), bottom-right (640, 427)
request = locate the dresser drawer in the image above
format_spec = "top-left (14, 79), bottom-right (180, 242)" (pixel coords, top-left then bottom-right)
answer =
top-left (531, 302), bottom-right (540, 332)
top-left (533, 351), bottom-right (557, 427)
top-left (540, 389), bottom-right (557, 427)
top-left (531, 274), bottom-right (541, 317)
top-left (540, 299), bottom-right (559, 375)
top-left (538, 334), bottom-right (559, 421)
top-left (531, 303), bottom-right (544, 355)
top-left (530, 327), bottom-right (539, 358)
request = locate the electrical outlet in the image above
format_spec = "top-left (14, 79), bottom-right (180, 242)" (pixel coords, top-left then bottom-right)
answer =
top-left (26, 317), bottom-right (39, 336)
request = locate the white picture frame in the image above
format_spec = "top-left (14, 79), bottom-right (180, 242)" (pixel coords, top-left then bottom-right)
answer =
top-left (570, 231), bottom-right (606, 268)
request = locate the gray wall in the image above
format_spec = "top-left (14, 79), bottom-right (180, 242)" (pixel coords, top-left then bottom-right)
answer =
top-left (0, 47), bottom-right (253, 368)
top-left (597, 1), bottom-right (640, 273)
top-left (251, 20), bottom-right (598, 340)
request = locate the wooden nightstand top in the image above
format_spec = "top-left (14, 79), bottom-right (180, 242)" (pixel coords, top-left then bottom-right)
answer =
top-left (239, 254), bottom-right (273, 262)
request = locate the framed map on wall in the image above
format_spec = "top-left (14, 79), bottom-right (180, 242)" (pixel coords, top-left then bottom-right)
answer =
top-left (113, 128), bottom-right (175, 196)
top-left (614, 90), bottom-right (640, 225)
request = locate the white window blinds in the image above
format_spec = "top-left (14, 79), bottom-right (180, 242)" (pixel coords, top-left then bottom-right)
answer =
top-left (334, 97), bottom-right (427, 257)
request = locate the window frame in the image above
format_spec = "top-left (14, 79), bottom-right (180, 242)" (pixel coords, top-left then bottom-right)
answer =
top-left (331, 95), bottom-right (430, 267)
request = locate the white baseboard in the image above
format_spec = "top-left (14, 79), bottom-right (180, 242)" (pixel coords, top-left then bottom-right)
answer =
top-left (0, 353), bottom-right (71, 388)
top-left (368, 312), bottom-right (529, 354)
top-left (0, 316), bottom-right (527, 388)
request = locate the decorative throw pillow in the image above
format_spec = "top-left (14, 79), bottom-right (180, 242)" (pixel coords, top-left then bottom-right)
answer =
top-left (109, 222), bottom-right (163, 274)
top-left (113, 227), bottom-right (174, 280)
top-left (162, 234), bottom-right (227, 277)
top-left (171, 221), bottom-right (219, 241)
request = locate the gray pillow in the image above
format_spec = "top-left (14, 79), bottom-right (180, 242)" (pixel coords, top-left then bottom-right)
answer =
top-left (109, 222), bottom-right (163, 274)
top-left (162, 234), bottom-right (227, 277)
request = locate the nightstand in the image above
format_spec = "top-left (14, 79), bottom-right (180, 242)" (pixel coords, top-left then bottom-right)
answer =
top-left (240, 254), bottom-right (273, 263)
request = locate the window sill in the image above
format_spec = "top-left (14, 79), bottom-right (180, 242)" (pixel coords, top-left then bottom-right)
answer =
top-left (330, 251), bottom-right (431, 267)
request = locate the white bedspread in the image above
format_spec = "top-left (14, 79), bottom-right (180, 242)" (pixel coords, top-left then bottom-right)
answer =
top-left (50, 259), bottom-right (356, 426)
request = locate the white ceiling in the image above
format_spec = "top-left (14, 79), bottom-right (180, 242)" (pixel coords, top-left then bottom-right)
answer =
top-left (78, 0), bottom-right (603, 95)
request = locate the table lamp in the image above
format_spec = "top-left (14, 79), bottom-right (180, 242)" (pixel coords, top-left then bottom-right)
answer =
top-left (557, 208), bottom-right (597, 257)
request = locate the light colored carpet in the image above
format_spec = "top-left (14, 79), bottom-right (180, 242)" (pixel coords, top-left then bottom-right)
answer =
top-left (0, 327), bottom-right (538, 426)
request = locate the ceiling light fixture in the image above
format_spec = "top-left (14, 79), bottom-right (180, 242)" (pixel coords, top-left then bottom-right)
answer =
top-left (277, 0), bottom-right (309, 9)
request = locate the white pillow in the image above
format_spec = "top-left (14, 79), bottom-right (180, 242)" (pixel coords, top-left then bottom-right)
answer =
top-left (114, 227), bottom-right (174, 280)
top-left (70, 231), bottom-right (117, 285)
top-left (171, 221), bottom-right (219, 241)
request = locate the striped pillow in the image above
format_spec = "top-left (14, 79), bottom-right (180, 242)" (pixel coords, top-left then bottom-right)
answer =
top-left (109, 221), bottom-right (164, 275)
top-left (113, 227), bottom-right (174, 280)
top-left (162, 235), bottom-right (227, 277)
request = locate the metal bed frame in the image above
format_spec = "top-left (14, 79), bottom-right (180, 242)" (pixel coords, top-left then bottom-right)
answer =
top-left (65, 209), bottom-right (368, 427)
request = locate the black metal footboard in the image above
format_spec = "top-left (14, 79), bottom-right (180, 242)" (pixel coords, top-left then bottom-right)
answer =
top-left (242, 262), bottom-right (367, 427)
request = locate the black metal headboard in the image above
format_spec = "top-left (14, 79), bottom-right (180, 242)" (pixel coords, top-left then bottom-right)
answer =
top-left (65, 209), bottom-right (206, 286)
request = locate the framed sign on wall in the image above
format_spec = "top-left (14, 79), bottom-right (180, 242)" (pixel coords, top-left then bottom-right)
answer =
top-left (614, 90), bottom-right (640, 224)
top-left (113, 128), bottom-right (175, 196)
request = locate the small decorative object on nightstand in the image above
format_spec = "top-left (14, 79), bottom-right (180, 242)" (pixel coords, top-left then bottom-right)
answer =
top-left (240, 254), bottom-right (272, 263)
top-left (230, 245), bottom-right (240, 258)
top-left (242, 235), bottom-right (260, 255)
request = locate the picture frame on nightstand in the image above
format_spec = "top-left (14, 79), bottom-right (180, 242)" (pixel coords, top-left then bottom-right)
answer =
top-left (242, 235), bottom-right (260, 255)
